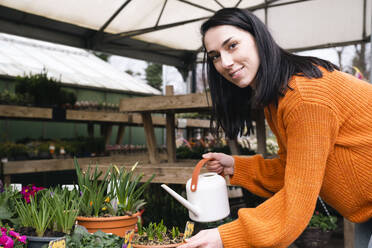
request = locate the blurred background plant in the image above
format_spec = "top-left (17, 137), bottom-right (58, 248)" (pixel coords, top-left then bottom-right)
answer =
top-left (0, 181), bottom-right (20, 227)
top-left (308, 211), bottom-right (338, 231)
top-left (14, 72), bottom-right (76, 108)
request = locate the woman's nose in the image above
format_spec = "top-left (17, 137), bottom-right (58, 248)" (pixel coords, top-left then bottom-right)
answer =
top-left (220, 53), bottom-right (233, 68)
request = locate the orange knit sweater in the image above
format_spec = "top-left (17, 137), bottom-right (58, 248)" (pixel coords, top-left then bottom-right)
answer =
top-left (218, 68), bottom-right (372, 248)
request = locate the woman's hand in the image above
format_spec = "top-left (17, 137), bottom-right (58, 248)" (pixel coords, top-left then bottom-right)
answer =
top-left (202, 152), bottom-right (235, 176)
top-left (177, 228), bottom-right (223, 248)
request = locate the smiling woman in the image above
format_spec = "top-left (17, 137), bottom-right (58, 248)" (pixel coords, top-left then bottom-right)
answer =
top-left (204, 25), bottom-right (260, 89)
top-left (178, 7), bottom-right (372, 248)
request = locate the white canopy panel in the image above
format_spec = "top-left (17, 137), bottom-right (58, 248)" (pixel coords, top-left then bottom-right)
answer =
top-left (0, 0), bottom-right (370, 67)
top-left (0, 33), bottom-right (161, 95)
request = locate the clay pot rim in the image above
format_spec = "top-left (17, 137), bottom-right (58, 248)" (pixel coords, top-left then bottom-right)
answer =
top-left (76, 211), bottom-right (140, 221)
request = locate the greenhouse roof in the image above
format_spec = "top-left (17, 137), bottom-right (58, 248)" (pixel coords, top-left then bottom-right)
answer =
top-left (0, 33), bottom-right (161, 95)
top-left (0, 0), bottom-right (370, 69)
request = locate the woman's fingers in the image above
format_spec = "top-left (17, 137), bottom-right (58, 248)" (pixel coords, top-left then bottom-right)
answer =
top-left (206, 161), bottom-right (223, 173)
top-left (177, 229), bottom-right (223, 248)
top-left (202, 152), bottom-right (234, 175)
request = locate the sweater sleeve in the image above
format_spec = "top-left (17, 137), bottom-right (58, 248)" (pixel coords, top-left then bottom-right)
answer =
top-left (218, 102), bottom-right (339, 248)
top-left (230, 148), bottom-right (286, 198)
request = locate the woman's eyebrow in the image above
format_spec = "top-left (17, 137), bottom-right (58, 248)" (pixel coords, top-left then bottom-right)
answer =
top-left (207, 37), bottom-right (233, 55)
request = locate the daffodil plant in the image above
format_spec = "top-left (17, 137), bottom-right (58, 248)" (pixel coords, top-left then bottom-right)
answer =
top-left (110, 162), bottom-right (155, 215)
top-left (74, 158), bottom-right (114, 217)
top-left (74, 157), bottom-right (155, 217)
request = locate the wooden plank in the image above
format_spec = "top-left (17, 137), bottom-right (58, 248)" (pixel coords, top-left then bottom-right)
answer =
top-left (165, 85), bottom-right (174, 96)
top-left (3, 155), bottom-right (153, 175)
top-left (96, 164), bottom-right (207, 184)
top-left (103, 124), bottom-right (113, 146)
top-left (0, 105), bottom-right (52, 119)
top-left (166, 113), bottom-right (176, 162)
top-left (2, 157), bottom-right (209, 184)
top-left (0, 106), bottom-right (209, 129)
top-left (180, 118), bottom-right (209, 128)
top-left (119, 92), bottom-right (212, 113)
top-left (141, 113), bottom-right (159, 164)
top-left (116, 125), bottom-right (125, 144)
top-left (66, 109), bottom-right (129, 123)
top-left (165, 85), bottom-right (176, 163)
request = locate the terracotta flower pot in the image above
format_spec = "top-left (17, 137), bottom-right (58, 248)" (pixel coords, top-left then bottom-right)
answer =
top-left (76, 212), bottom-right (140, 237)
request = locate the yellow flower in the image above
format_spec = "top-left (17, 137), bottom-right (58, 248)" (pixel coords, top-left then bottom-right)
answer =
top-left (102, 207), bottom-right (107, 211)
top-left (105, 197), bottom-right (110, 203)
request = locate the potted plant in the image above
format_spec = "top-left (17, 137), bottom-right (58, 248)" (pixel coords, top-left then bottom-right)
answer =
top-left (295, 211), bottom-right (338, 248)
top-left (14, 186), bottom-right (80, 248)
top-left (66, 225), bottom-right (125, 248)
top-left (128, 220), bottom-right (184, 248)
top-left (74, 158), bottom-right (155, 237)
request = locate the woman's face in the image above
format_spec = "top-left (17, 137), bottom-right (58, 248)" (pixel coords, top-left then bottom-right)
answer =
top-left (204, 25), bottom-right (260, 88)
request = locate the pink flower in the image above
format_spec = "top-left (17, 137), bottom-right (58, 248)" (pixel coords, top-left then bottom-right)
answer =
top-left (8, 231), bottom-right (26, 244)
top-left (20, 184), bottom-right (44, 203)
top-left (18, 235), bottom-right (27, 244)
top-left (0, 234), bottom-right (14, 248)
top-left (8, 231), bottom-right (17, 238)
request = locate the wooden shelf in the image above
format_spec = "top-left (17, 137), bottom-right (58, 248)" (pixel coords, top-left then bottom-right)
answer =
top-left (119, 92), bottom-right (212, 113)
top-left (0, 105), bottom-right (209, 128)
top-left (3, 155), bottom-right (207, 184)
top-left (66, 109), bottom-right (130, 123)
top-left (0, 105), bottom-right (52, 119)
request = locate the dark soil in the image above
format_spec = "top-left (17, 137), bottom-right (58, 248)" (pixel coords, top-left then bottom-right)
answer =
top-left (132, 233), bottom-right (183, 246)
top-left (17, 226), bottom-right (65, 237)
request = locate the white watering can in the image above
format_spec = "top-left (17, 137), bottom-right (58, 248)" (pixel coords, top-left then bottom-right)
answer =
top-left (161, 158), bottom-right (230, 222)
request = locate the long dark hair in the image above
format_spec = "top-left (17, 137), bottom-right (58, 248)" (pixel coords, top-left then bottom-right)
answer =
top-left (201, 8), bottom-right (339, 139)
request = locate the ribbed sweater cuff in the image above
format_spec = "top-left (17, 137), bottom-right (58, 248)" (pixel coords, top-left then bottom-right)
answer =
top-left (218, 219), bottom-right (248, 247)
top-left (230, 155), bottom-right (259, 186)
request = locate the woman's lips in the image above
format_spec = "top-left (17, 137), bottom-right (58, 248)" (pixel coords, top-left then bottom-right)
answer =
top-left (230, 66), bottom-right (244, 79)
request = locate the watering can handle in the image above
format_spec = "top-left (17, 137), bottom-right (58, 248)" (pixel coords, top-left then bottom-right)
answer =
top-left (190, 158), bottom-right (225, 192)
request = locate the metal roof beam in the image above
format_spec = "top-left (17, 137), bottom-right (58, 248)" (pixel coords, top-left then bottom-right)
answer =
top-left (235, 0), bottom-right (243, 7)
top-left (104, 16), bottom-right (210, 42)
top-left (91, 0), bottom-right (133, 50)
top-left (99, 0), bottom-right (133, 33)
top-left (214, 0), bottom-right (225, 8)
top-left (156, 0), bottom-right (168, 27)
top-left (249, 0), bottom-right (314, 11)
top-left (176, 0), bottom-right (216, 13)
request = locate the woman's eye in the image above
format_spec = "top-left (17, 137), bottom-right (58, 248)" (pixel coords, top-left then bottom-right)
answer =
top-left (229, 42), bottom-right (237, 49)
top-left (210, 54), bottom-right (220, 61)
